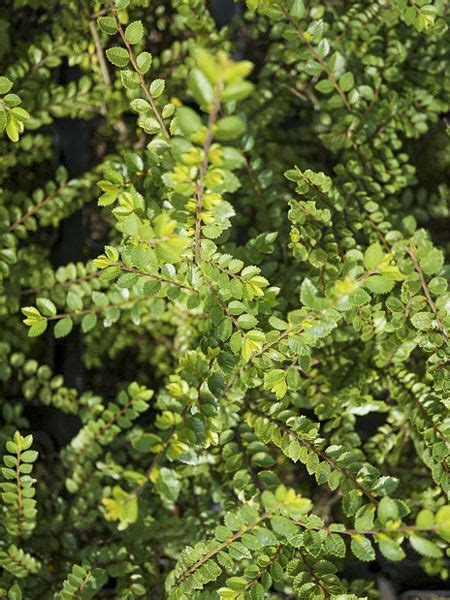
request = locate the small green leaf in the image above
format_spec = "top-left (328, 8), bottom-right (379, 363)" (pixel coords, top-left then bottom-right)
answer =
top-left (154, 467), bottom-right (181, 504)
top-left (106, 47), bottom-right (129, 68)
top-left (290, 0), bottom-right (306, 18)
top-left (81, 313), bottom-right (98, 333)
top-left (226, 577), bottom-right (247, 591)
top-left (222, 80), bottom-right (254, 102)
top-left (0, 109), bottom-right (7, 132)
top-left (6, 115), bottom-right (19, 142)
top-left (286, 366), bottom-right (301, 391)
top-left (66, 291), bottom-right (83, 312)
top-left (364, 275), bottom-right (395, 294)
top-left (237, 314), bottom-right (258, 329)
top-left (189, 68), bottom-right (214, 106)
top-left (270, 515), bottom-right (298, 537)
top-left (230, 331), bottom-right (242, 354)
top-left (176, 106), bottom-right (203, 138)
top-left (21, 450), bottom-right (38, 463)
top-left (28, 320), bottom-right (48, 337)
top-left (215, 116), bottom-right (246, 141)
top-left (125, 20), bottom-right (144, 45)
top-left (142, 117), bottom-right (160, 134)
top-left (264, 369), bottom-right (287, 399)
top-left (411, 311), bottom-right (434, 331)
top-left (97, 16), bottom-right (118, 35)
top-left (409, 534), bottom-right (443, 558)
top-left (0, 76), bottom-right (13, 94)
top-left (325, 533), bottom-right (346, 558)
top-left (377, 497), bottom-right (399, 525)
top-left (54, 317), bottom-right (73, 339)
top-left (7, 583), bottom-right (22, 600)
top-left (136, 51), bottom-right (152, 73)
top-left (315, 79), bottom-right (334, 94)
top-left (418, 247), bottom-right (443, 275)
top-left (150, 78), bottom-right (165, 98)
top-left (36, 298), bottom-right (56, 318)
top-left (130, 99), bottom-right (151, 113)
top-left (436, 506), bottom-right (450, 542)
top-left (339, 72), bottom-right (354, 92)
top-left (355, 505), bottom-right (375, 530)
top-left (350, 534), bottom-right (375, 561)
top-left (377, 534), bottom-right (405, 561)
top-left (364, 243), bottom-right (385, 270)
top-left (162, 103), bottom-right (175, 118)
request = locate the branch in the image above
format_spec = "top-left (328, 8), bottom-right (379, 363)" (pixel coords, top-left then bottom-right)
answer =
top-left (248, 406), bottom-right (379, 507)
top-left (206, 279), bottom-right (244, 333)
top-left (407, 246), bottom-right (448, 344)
top-left (9, 188), bottom-right (63, 231)
top-left (277, 1), bottom-right (351, 111)
top-left (15, 447), bottom-right (24, 538)
top-left (107, 0), bottom-right (170, 139)
top-left (116, 264), bottom-right (198, 292)
top-left (175, 503), bottom-right (284, 586)
top-left (46, 297), bottom-right (142, 322)
top-left (88, 20), bottom-right (112, 87)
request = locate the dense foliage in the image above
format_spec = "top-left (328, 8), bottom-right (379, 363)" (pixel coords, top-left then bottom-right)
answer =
top-left (0, 0), bottom-right (449, 598)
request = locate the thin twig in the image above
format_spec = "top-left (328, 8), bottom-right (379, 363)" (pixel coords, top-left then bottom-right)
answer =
top-left (407, 246), bottom-right (448, 344)
top-left (175, 503), bottom-right (284, 586)
top-left (108, 0), bottom-right (169, 139)
top-left (115, 264), bottom-right (198, 292)
top-left (89, 20), bottom-right (112, 87)
top-left (277, 1), bottom-right (351, 111)
top-left (249, 406), bottom-right (379, 507)
top-left (9, 189), bottom-right (61, 231)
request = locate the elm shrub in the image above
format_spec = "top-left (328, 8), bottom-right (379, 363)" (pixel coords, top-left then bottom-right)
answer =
top-left (0, 0), bottom-right (449, 598)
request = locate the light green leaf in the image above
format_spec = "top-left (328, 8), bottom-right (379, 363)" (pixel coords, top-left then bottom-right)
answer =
top-left (176, 106), bottom-right (203, 138)
top-left (150, 79), bottom-right (165, 98)
top-left (364, 243), bottom-right (385, 270)
top-left (364, 275), bottom-right (395, 294)
top-left (237, 314), bottom-right (258, 329)
top-left (355, 505), bottom-right (375, 530)
top-left (54, 317), bottom-right (73, 339)
top-left (0, 76), bottom-right (13, 94)
top-left (215, 116), bottom-right (246, 141)
top-left (97, 16), bottom-right (117, 35)
top-left (130, 99), bottom-right (151, 113)
top-left (339, 71), bottom-right (354, 92)
top-left (290, 0), bottom-right (306, 18)
top-left (325, 533), bottom-right (346, 557)
top-left (350, 535), bottom-right (375, 561)
top-left (81, 313), bottom-right (98, 333)
top-left (136, 51), bottom-right (152, 73)
top-left (106, 47), bottom-right (129, 68)
top-left (6, 115), bottom-right (19, 142)
top-left (315, 79), bottom-right (334, 94)
top-left (377, 535), bottom-right (405, 561)
top-left (377, 497), bottom-right (399, 525)
top-left (410, 311), bottom-right (434, 331)
top-left (66, 291), bottom-right (82, 312)
top-left (28, 320), bottom-right (48, 337)
top-left (189, 68), bottom-right (214, 106)
top-left (125, 21), bottom-right (144, 45)
top-left (416, 509), bottom-right (434, 528)
top-left (36, 298), bottom-right (56, 317)
top-left (21, 450), bottom-right (38, 463)
top-left (409, 534), bottom-right (443, 558)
